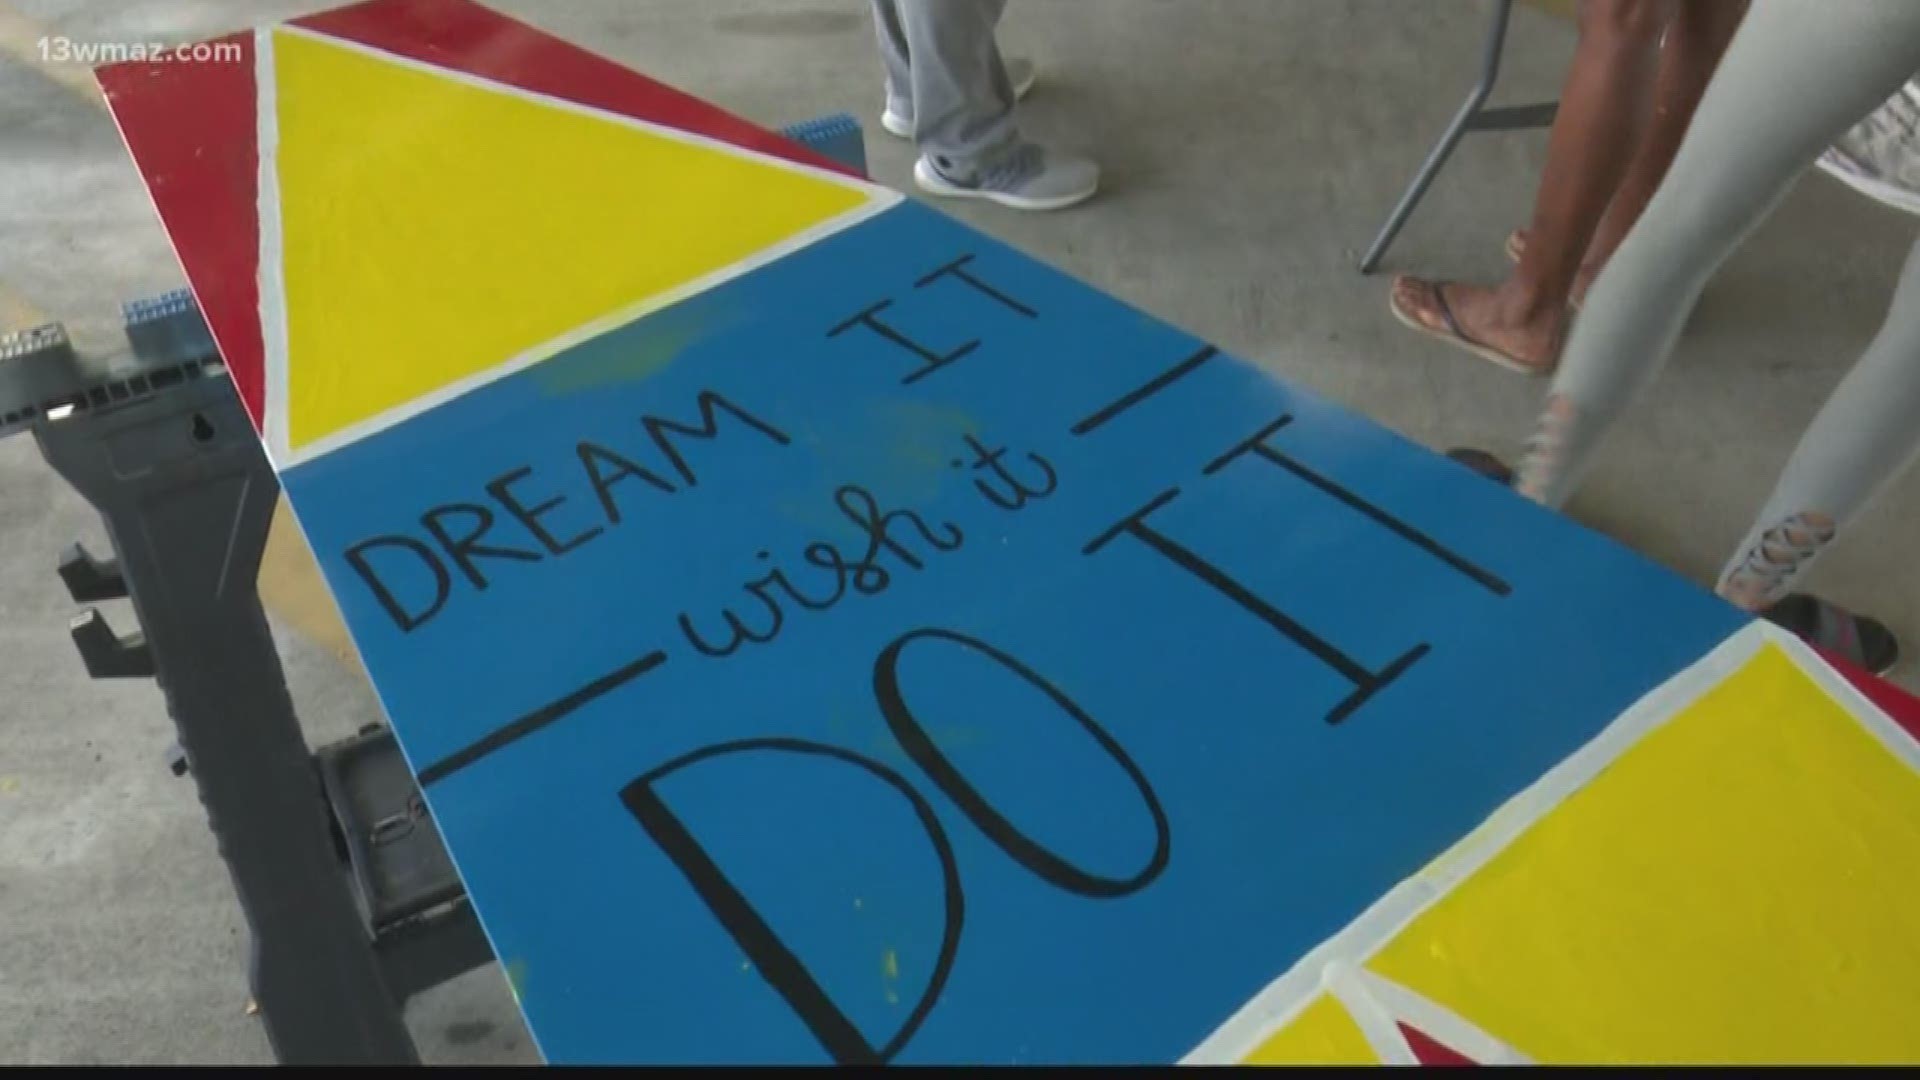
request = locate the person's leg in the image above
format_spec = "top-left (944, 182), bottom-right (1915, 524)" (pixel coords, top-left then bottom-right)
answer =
top-left (892, 0), bottom-right (1096, 211)
top-left (1715, 230), bottom-right (1920, 675)
top-left (1391, 0), bottom-right (1676, 374)
top-left (874, 0), bottom-right (1038, 143)
top-left (1515, 0), bottom-right (1920, 510)
top-left (894, 1), bottom-right (1105, 210)
top-left (1571, 0), bottom-right (1748, 304)
top-left (894, 0), bottom-right (1016, 169)
top-left (883, 58), bottom-right (1039, 138)
top-left (1717, 233), bottom-right (1920, 613)
top-left (870, 0), bottom-right (915, 125)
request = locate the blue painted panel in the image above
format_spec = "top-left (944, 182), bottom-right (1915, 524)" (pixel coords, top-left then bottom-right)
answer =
top-left (284, 200), bottom-right (1744, 1064)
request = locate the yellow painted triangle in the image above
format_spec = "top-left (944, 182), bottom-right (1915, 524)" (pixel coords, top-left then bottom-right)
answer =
top-left (269, 28), bottom-right (875, 454)
top-left (1243, 995), bottom-right (1379, 1065)
top-left (1364, 642), bottom-right (1920, 1063)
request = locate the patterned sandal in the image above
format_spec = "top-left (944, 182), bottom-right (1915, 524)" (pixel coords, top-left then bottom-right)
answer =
top-left (1763, 593), bottom-right (1901, 677)
top-left (1445, 448), bottom-right (1514, 486)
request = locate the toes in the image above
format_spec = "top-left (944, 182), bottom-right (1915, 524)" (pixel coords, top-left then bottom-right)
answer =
top-left (1391, 276), bottom-right (1441, 329)
top-left (1397, 272), bottom-right (1451, 332)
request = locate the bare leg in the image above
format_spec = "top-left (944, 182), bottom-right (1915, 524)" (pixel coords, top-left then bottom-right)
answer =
top-left (1574, 0), bottom-right (1748, 302)
top-left (1393, 0), bottom-right (1675, 373)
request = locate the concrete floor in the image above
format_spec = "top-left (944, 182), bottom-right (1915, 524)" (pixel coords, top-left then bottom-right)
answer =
top-left (1, 0), bottom-right (1915, 1065)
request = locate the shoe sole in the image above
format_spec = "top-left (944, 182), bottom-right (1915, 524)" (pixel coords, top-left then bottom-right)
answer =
top-left (881, 66), bottom-right (1037, 140)
top-left (912, 157), bottom-right (1096, 211)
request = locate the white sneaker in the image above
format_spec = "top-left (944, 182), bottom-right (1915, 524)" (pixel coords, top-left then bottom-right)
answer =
top-left (881, 58), bottom-right (1038, 139)
top-left (913, 141), bottom-right (1098, 212)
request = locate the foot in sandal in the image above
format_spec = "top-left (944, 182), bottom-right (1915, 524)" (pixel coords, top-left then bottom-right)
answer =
top-left (1761, 593), bottom-right (1902, 677)
top-left (1442, 450), bottom-right (1902, 675)
top-left (1389, 275), bottom-right (1565, 376)
top-left (1445, 447), bottom-right (1515, 485)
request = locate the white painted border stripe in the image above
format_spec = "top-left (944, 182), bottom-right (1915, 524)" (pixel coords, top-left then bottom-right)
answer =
top-left (1343, 967), bottom-right (1533, 1065)
top-left (1322, 962), bottom-right (1417, 1066)
top-left (1185, 620), bottom-right (1917, 1064)
top-left (259, 23), bottom-right (903, 472)
top-left (1769, 622), bottom-right (1920, 775)
top-left (255, 25), bottom-right (291, 470)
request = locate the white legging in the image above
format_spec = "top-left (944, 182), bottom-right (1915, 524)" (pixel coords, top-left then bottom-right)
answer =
top-left (1517, 0), bottom-right (1920, 608)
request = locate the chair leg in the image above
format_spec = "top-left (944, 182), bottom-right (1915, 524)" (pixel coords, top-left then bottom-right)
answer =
top-left (1359, 0), bottom-right (1517, 275)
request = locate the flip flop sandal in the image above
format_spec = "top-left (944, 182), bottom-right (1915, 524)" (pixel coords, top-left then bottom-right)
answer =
top-left (1763, 593), bottom-right (1902, 677)
top-left (1389, 279), bottom-right (1548, 376)
top-left (1445, 447), bottom-right (1515, 485)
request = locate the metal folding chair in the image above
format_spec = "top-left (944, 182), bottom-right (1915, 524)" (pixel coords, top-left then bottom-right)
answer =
top-left (1359, 0), bottom-right (1559, 274)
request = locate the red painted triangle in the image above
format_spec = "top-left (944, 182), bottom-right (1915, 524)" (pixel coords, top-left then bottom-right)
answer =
top-left (1816, 645), bottom-right (1920, 742)
top-left (1398, 1020), bottom-right (1477, 1066)
top-left (97, 32), bottom-right (265, 430)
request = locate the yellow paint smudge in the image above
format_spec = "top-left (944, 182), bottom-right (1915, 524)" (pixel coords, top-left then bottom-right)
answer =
top-left (0, 776), bottom-right (18, 795)
top-left (504, 958), bottom-right (530, 1002)
top-left (878, 947), bottom-right (906, 1005)
top-left (0, 286), bottom-right (49, 334)
top-left (531, 299), bottom-right (740, 396)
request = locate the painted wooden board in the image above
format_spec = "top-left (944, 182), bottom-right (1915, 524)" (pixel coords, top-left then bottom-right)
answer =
top-left (98, 0), bottom-right (1920, 1065)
